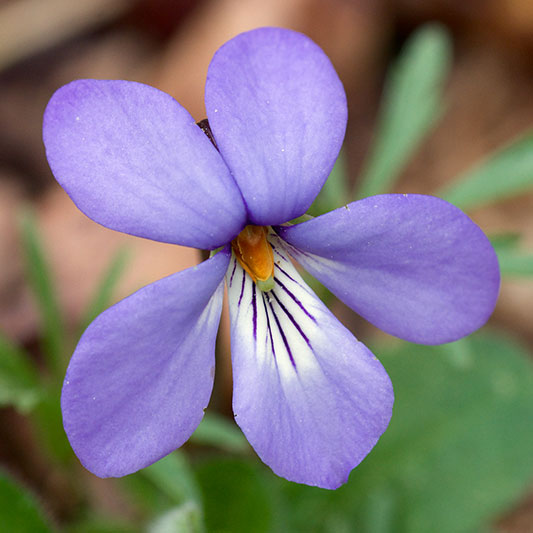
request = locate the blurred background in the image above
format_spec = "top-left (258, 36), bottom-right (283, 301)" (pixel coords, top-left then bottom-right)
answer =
top-left (1, 0), bottom-right (533, 531)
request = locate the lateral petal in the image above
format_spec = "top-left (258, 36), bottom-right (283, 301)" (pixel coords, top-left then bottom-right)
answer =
top-left (205, 27), bottom-right (347, 225)
top-left (62, 249), bottom-right (230, 477)
top-left (226, 243), bottom-right (393, 489)
top-left (43, 80), bottom-right (246, 249)
top-left (276, 194), bottom-right (500, 344)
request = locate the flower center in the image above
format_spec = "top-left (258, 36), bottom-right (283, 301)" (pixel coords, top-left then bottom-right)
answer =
top-left (231, 225), bottom-right (275, 292)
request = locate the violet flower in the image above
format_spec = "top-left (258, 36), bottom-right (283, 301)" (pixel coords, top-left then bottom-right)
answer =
top-left (42, 27), bottom-right (499, 489)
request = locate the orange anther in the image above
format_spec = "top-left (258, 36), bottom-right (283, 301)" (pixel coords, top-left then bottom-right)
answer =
top-left (232, 225), bottom-right (274, 283)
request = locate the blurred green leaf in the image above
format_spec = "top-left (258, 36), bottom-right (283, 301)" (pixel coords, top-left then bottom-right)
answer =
top-left (66, 517), bottom-right (137, 533)
top-left (120, 473), bottom-right (173, 518)
top-left (78, 247), bottom-right (130, 336)
top-left (148, 502), bottom-right (204, 533)
top-left (308, 153), bottom-right (349, 216)
top-left (497, 251), bottom-right (533, 277)
top-left (190, 412), bottom-right (249, 453)
top-left (0, 471), bottom-right (53, 533)
top-left (32, 382), bottom-right (73, 464)
top-left (195, 458), bottom-right (276, 533)
top-left (276, 330), bottom-right (533, 533)
top-left (363, 485), bottom-right (396, 533)
top-left (141, 452), bottom-right (202, 508)
top-left (374, 332), bottom-right (533, 532)
top-left (490, 234), bottom-right (533, 277)
top-left (19, 210), bottom-right (64, 375)
top-left (357, 24), bottom-right (452, 198)
top-left (440, 130), bottom-right (533, 210)
top-left (0, 333), bottom-right (42, 413)
top-left (489, 233), bottom-right (521, 252)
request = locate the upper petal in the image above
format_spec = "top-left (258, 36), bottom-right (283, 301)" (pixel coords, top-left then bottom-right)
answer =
top-left (276, 194), bottom-right (500, 344)
top-left (62, 249), bottom-right (230, 477)
top-left (205, 27), bottom-right (347, 225)
top-left (226, 242), bottom-right (393, 489)
top-left (43, 80), bottom-right (246, 249)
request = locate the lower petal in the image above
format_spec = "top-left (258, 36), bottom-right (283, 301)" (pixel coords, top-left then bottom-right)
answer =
top-left (226, 243), bottom-right (393, 489)
top-left (62, 248), bottom-right (230, 477)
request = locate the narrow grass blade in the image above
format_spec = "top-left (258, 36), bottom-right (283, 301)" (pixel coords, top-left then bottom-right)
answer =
top-left (490, 233), bottom-right (533, 277)
top-left (19, 210), bottom-right (64, 375)
top-left (497, 252), bottom-right (533, 277)
top-left (440, 130), bottom-right (533, 210)
top-left (308, 152), bottom-right (349, 215)
top-left (0, 333), bottom-right (42, 413)
top-left (357, 24), bottom-right (452, 198)
top-left (77, 247), bottom-right (130, 336)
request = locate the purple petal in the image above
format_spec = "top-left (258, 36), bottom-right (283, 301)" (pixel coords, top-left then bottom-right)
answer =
top-left (276, 194), bottom-right (500, 344)
top-left (62, 249), bottom-right (230, 477)
top-left (226, 242), bottom-right (393, 489)
top-left (205, 27), bottom-right (347, 226)
top-left (43, 80), bottom-right (246, 249)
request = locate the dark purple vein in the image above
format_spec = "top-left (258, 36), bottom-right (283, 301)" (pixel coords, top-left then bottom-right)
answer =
top-left (274, 278), bottom-right (316, 323)
top-left (261, 293), bottom-right (276, 361)
top-left (238, 271), bottom-right (246, 306)
top-left (267, 299), bottom-right (297, 369)
top-left (275, 263), bottom-right (298, 284)
top-left (270, 290), bottom-right (311, 348)
top-left (270, 242), bottom-right (289, 262)
top-left (251, 284), bottom-right (257, 340)
top-left (229, 258), bottom-right (237, 287)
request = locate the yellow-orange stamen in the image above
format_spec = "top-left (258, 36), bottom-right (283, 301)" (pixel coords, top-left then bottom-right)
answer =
top-left (232, 225), bottom-right (274, 283)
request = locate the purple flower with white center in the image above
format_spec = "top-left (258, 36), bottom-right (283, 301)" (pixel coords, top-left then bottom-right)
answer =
top-left (42, 27), bottom-right (500, 490)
